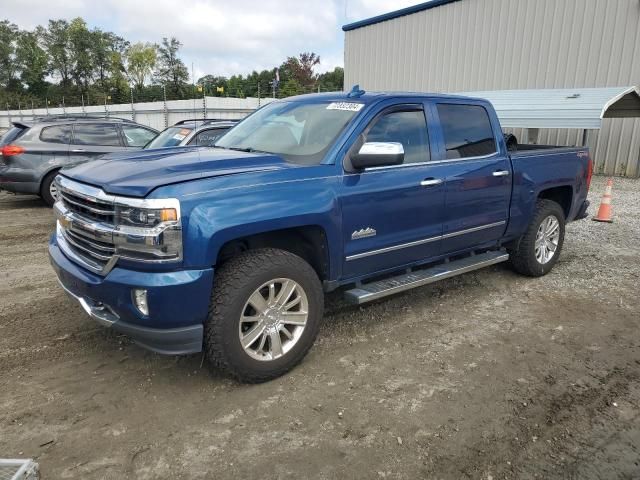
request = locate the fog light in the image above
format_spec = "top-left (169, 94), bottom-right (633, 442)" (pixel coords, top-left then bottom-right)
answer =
top-left (133, 288), bottom-right (149, 316)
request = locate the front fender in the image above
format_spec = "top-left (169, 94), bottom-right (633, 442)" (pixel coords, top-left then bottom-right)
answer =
top-left (183, 175), bottom-right (343, 279)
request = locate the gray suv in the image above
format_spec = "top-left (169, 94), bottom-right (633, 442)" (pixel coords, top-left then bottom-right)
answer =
top-left (0, 116), bottom-right (157, 206)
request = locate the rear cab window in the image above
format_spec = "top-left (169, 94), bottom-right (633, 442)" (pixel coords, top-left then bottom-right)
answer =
top-left (72, 124), bottom-right (122, 147)
top-left (40, 125), bottom-right (72, 144)
top-left (436, 103), bottom-right (497, 159)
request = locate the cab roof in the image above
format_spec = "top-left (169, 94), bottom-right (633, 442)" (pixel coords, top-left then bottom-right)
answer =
top-left (283, 89), bottom-right (484, 105)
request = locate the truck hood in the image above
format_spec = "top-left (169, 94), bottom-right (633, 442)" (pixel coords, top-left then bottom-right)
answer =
top-left (61, 147), bottom-right (295, 197)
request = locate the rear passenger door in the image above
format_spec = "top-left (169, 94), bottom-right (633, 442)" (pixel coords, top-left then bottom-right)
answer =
top-left (433, 102), bottom-right (511, 254)
top-left (38, 124), bottom-right (72, 170)
top-left (69, 123), bottom-right (128, 166)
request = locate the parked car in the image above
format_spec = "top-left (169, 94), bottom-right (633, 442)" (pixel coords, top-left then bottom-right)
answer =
top-left (144, 119), bottom-right (237, 149)
top-left (49, 90), bottom-right (592, 383)
top-left (0, 115), bottom-right (157, 206)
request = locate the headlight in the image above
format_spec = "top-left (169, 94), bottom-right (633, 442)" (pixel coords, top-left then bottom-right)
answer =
top-left (115, 205), bottom-right (178, 228)
top-left (112, 199), bottom-right (183, 262)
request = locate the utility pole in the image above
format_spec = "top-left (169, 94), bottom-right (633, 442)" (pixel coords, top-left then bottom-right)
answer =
top-left (202, 87), bottom-right (206, 119)
top-left (257, 83), bottom-right (261, 106)
top-left (130, 87), bottom-right (136, 122)
top-left (162, 85), bottom-right (168, 128)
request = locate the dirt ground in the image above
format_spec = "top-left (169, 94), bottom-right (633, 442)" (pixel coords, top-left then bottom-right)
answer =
top-left (1, 175), bottom-right (639, 479)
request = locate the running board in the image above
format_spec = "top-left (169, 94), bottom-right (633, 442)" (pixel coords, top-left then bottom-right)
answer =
top-left (344, 251), bottom-right (509, 305)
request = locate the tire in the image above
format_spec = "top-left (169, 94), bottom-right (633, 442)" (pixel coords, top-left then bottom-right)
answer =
top-left (205, 248), bottom-right (324, 383)
top-left (40, 170), bottom-right (61, 207)
top-left (508, 199), bottom-right (566, 277)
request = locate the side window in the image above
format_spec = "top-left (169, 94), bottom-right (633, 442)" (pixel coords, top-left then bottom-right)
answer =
top-left (365, 109), bottom-right (430, 164)
top-left (436, 104), bottom-right (497, 159)
top-left (188, 128), bottom-right (229, 146)
top-left (72, 124), bottom-right (121, 147)
top-left (40, 125), bottom-right (72, 144)
top-left (122, 125), bottom-right (157, 147)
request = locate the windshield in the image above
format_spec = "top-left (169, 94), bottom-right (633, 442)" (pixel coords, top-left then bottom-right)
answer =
top-left (144, 126), bottom-right (193, 149)
top-left (215, 101), bottom-right (362, 164)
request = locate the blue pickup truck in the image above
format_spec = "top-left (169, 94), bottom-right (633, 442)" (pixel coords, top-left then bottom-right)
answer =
top-left (49, 89), bottom-right (592, 382)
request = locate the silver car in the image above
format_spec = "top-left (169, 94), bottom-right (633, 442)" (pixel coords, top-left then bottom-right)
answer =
top-left (144, 119), bottom-right (237, 150)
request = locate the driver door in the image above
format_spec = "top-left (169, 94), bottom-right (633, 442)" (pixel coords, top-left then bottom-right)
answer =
top-left (339, 103), bottom-right (446, 279)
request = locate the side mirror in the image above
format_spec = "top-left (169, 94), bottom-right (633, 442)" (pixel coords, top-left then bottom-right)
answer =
top-left (351, 142), bottom-right (404, 170)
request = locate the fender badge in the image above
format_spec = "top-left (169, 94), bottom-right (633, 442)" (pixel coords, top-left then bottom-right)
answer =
top-left (351, 227), bottom-right (377, 240)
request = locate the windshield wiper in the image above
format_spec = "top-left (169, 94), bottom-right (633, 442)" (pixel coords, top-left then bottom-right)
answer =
top-left (226, 146), bottom-right (256, 153)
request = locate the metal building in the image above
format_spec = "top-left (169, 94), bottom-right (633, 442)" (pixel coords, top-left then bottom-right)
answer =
top-left (343, 0), bottom-right (640, 177)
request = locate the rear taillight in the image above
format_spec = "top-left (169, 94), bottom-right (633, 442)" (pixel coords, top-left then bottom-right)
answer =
top-left (1, 144), bottom-right (25, 156)
top-left (586, 156), bottom-right (593, 191)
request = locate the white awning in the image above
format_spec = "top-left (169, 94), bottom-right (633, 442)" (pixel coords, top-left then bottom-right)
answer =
top-left (457, 87), bottom-right (640, 129)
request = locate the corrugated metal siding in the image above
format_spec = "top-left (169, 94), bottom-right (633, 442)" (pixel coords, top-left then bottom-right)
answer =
top-left (344, 0), bottom-right (640, 177)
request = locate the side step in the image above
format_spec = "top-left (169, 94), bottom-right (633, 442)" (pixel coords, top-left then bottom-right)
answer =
top-left (344, 251), bottom-right (509, 304)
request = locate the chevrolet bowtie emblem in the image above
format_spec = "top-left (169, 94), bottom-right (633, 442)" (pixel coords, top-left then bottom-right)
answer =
top-left (351, 227), bottom-right (377, 240)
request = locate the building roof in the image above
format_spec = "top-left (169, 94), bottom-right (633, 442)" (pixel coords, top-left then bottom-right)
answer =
top-left (458, 87), bottom-right (640, 129)
top-left (342, 0), bottom-right (463, 32)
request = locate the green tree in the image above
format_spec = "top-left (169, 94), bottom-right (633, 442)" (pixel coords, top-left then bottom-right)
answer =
top-left (92, 29), bottom-right (128, 90)
top-left (154, 37), bottom-right (189, 96)
top-left (126, 42), bottom-right (156, 90)
top-left (15, 28), bottom-right (49, 95)
top-left (68, 17), bottom-right (93, 91)
top-left (0, 20), bottom-right (19, 90)
top-left (318, 66), bottom-right (344, 92)
top-left (43, 19), bottom-right (72, 89)
top-left (197, 74), bottom-right (228, 96)
top-left (281, 52), bottom-right (320, 89)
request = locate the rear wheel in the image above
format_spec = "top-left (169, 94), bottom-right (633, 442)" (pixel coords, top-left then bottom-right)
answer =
top-left (40, 170), bottom-right (60, 207)
top-left (508, 199), bottom-right (565, 277)
top-left (205, 248), bottom-right (324, 383)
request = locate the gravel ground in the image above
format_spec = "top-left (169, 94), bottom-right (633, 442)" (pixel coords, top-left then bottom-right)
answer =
top-left (0, 175), bottom-right (639, 479)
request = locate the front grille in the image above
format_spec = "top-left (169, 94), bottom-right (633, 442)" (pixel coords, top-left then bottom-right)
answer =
top-left (56, 177), bottom-right (118, 274)
top-left (63, 228), bottom-right (115, 266)
top-left (60, 189), bottom-right (115, 224)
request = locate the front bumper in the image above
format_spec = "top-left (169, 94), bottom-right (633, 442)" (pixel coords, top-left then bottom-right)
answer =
top-left (49, 234), bottom-right (213, 355)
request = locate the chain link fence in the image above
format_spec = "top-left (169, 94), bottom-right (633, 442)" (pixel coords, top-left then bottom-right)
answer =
top-left (0, 82), bottom-right (343, 130)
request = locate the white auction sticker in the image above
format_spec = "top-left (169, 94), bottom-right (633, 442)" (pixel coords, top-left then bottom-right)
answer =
top-left (326, 102), bottom-right (364, 112)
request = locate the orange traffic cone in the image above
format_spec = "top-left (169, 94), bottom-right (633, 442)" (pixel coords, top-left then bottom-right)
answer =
top-left (592, 178), bottom-right (614, 223)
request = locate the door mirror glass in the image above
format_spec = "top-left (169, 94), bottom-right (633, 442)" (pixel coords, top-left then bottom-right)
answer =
top-left (351, 142), bottom-right (404, 169)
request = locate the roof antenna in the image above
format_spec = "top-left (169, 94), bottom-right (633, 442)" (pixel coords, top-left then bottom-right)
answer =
top-left (347, 84), bottom-right (365, 98)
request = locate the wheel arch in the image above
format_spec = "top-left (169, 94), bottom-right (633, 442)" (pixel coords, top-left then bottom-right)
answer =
top-left (537, 185), bottom-right (573, 219)
top-left (214, 225), bottom-right (332, 282)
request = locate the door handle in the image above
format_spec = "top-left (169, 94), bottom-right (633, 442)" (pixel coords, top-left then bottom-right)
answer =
top-left (493, 170), bottom-right (510, 177)
top-left (71, 149), bottom-right (86, 153)
top-left (420, 178), bottom-right (444, 187)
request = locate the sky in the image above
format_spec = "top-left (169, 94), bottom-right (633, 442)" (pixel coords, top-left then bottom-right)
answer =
top-left (1, 0), bottom-right (420, 81)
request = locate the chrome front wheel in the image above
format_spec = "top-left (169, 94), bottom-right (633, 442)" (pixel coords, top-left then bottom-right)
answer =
top-left (239, 278), bottom-right (309, 361)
